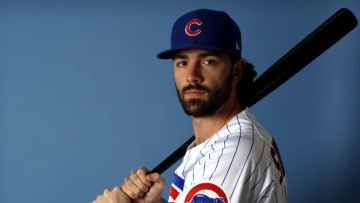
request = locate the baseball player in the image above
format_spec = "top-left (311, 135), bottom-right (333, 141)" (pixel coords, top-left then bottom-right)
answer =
top-left (93, 9), bottom-right (287, 203)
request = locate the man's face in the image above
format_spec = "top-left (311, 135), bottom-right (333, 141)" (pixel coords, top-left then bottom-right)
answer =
top-left (173, 49), bottom-right (233, 117)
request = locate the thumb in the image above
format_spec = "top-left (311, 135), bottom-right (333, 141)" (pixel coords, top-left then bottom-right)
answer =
top-left (146, 173), bottom-right (166, 189)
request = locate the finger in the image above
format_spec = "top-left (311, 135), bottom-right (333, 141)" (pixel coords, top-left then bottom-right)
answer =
top-left (146, 173), bottom-right (166, 189)
top-left (130, 171), bottom-right (149, 193)
top-left (94, 195), bottom-right (102, 203)
top-left (137, 167), bottom-right (151, 187)
top-left (124, 177), bottom-right (145, 198)
top-left (121, 183), bottom-right (137, 199)
top-left (103, 188), bottom-right (110, 196)
top-left (113, 186), bottom-right (121, 192)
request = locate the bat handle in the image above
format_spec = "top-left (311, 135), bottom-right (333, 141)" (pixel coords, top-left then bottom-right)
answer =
top-left (148, 136), bottom-right (195, 174)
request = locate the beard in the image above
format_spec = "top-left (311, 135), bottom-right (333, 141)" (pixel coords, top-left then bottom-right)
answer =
top-left (176, 72), bottom-right (233, 117)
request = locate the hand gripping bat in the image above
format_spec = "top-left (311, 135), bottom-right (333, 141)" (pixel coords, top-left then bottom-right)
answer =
top-left (149, 8), bottom-right (358, 175)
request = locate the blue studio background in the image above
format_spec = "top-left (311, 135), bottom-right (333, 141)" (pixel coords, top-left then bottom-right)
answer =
top-left (0, 0), bottom-right (359, 202)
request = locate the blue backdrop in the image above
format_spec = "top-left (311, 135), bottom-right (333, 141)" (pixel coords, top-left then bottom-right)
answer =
top-left (0, 0), bottom-right (359, 202)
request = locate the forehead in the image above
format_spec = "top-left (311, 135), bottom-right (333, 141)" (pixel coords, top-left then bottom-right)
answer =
top-left (172, 49), bottom-right (230, 60)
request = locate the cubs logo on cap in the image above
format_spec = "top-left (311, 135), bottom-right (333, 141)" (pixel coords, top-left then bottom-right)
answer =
top-left (157, 9), bottom-right (242, 59)
top-left (184, 182), bottom-right (229, 203)
top-left (185, 19), bottom-right (203, 36)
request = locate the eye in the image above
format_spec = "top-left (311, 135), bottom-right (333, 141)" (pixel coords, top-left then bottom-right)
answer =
top-left (203, 59), bottom-right (217, 65)
top-left (175, 61), bottom-right (187, 67)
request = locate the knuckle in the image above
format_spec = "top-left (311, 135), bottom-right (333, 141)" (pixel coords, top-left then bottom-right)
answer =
top-left (133, 187), bottom-right (143, 196)
top-left (124, 180), bottom-right (131, 188)
top-left (130, 173), bottom-right (137, 181)
top-left (135, 190), bottom-right (144, 198)
top-left (96, 195), bottom-right (102, 200)
top-left (121, 185), bottom-right (133, 199)
top-left (113, 186), bottom-right (121, 191)
top-left (137, 166), bottom-right (148, 175)
top-left (121, 184), bottom-right (127, 193)
top-left (128, 191), bottom-right (137, 199)
top-left (122, 183), bottom-right (132, 194)
top-left (124, 177), bottom-right (133, 185)
top-left (151, 173), bottom-right (160, 180)
top-left (140, 185), bottom-right (149, 192)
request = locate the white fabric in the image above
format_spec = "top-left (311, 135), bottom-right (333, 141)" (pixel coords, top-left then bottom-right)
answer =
top-left (168, 108), bottom-right (287, 203)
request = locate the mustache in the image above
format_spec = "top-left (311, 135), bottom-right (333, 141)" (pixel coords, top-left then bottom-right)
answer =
top-left (181, 84), bottom-right (210, 94)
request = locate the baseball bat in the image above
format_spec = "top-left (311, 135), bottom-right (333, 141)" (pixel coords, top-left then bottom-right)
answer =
top-left (149, 8), bottom-right (357, 175)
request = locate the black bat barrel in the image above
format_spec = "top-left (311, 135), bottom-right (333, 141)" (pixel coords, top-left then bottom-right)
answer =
top-left (246, 8), bottom-right (358, 107)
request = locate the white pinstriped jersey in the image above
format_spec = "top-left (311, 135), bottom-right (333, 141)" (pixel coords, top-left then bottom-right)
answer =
top-left (168, 108), bottom-right (287, 203)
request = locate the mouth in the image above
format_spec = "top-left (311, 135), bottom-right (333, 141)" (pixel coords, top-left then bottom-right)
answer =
top-left (184, 90), bottom-right (206, 97)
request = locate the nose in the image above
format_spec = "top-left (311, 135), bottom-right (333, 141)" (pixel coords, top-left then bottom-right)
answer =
top-left (186, 61), bottom-right (203, 83)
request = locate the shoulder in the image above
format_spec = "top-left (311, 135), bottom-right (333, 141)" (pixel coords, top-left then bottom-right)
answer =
top-left (208, 109), bottom-right (273, 161)
top-left (177, 109), bottom-right (287, 202)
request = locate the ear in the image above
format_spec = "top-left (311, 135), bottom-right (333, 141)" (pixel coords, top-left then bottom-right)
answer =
top-left (232, 58), bottom-right (245, 86)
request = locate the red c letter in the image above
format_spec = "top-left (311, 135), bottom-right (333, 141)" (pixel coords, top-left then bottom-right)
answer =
top-left (185, 19), bottom-right (202, 36)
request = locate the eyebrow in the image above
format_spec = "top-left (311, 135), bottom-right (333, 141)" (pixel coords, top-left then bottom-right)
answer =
top-left (173, 50), bottom-right (223, 60)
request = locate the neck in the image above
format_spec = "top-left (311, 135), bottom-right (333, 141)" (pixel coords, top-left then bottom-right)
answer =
top-left (192, 94), bottom-right (242, 145)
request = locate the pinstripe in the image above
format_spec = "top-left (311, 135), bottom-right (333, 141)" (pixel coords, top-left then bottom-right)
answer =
top-left (281, 182), bottom-right (287, 201)
top-left (191, 132), bottom-right (221, 184)
top-left (250, 160), bottom-right (272, 192)
top-left (230, 124), bottom-right (255, 199)
top-left (204, 133), bottom-right (216, 147)
top-left (244, 141), bottom-right (266, 185)
top-left (192, 163), bottom-right (195, 185)
top-left (254, 180), bottom-right (274, 203)
top-left (201, 133), bottom-right (218, 163)
top-left (182, 147), bottom-right (193, 178)
top-left (203, 160), bottom-right (206, 176)
top-left (221, 115), bottom-right (242, 186)
top-left (209, 135), bottom-right (229, 181)
top-left (226, 123), bottom-right (231, 134)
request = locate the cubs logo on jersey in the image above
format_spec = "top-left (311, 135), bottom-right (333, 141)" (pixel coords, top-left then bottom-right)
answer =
top-left (184, 182), bottom-right (229, 203)
top-left (187, 194), bottom-right (224, 203)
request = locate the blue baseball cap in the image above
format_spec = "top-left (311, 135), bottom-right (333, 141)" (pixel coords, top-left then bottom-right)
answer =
top-left (157, 9), bottom-right (242, 59)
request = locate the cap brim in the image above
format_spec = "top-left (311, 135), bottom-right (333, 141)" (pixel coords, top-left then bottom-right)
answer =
top-left (157, 44), bottom-right (241, 59)
top-left (157, 48), bottom-right (177, 59)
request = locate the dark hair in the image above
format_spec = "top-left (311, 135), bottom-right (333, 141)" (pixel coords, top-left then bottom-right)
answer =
top-left (230, 56), bottom-right (257, 107)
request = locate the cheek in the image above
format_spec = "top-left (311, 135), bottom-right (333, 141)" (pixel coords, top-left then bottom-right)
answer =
top-left (207, 71), bottom-right (224, 84)
top-left (174, 69), bottom-right (185, 88)
top-left (173, 76), bottom-right (182, 93)
top-left (174, 79), bottom-right (181, 91)
top-left (211, 71), bottom-right (232, 89)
